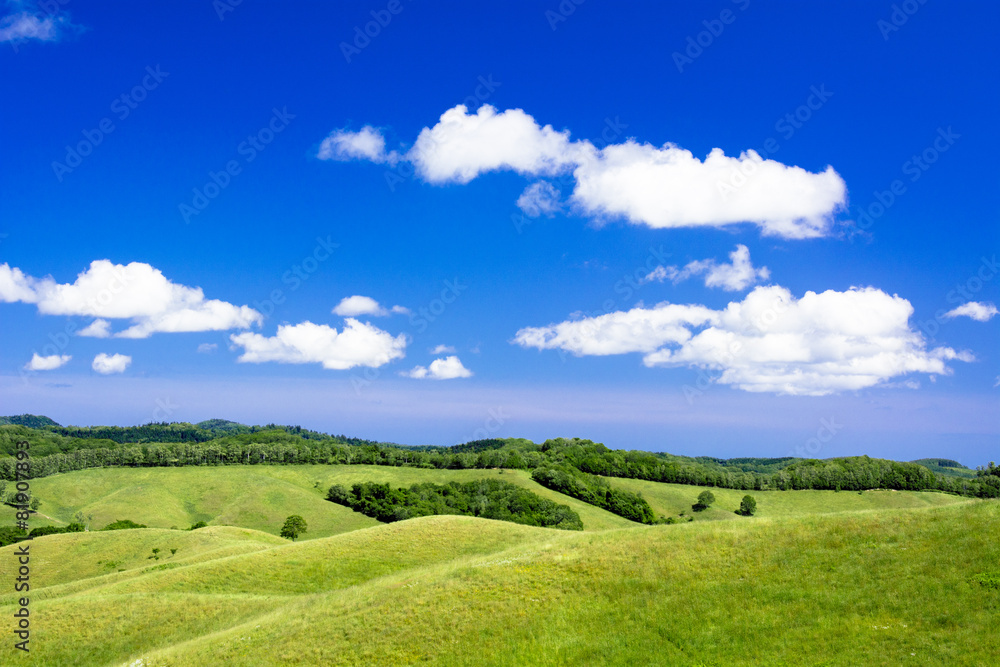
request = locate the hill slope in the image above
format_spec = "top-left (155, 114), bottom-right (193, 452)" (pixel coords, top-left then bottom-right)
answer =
top-left (0, 502), bottom-right (996, 666)
top-left (10, 465), bottom-right (636, 537)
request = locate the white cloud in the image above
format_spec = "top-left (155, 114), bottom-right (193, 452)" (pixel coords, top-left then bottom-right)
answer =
top-left (407, 105), bottom-right (588, 184)
top-left (514, 303), bottom-right (717, 357)
top-left (402, 356), bottom-right (473, 380)
top-left (0, 263), bottom-right (37, 302)
top-left (572, 143), bottom-right (845, 239)
top-left (513, 285), bottom-right (973, 396)
top-left (430, 344), bottom-right (456, 354)
top-left (942, 301), bottom-right (998, 322)
top-left (321, 104), bottom-right (847, 239)
top-left (317, 126), bottom-right (399, 164)
top-left (230, 319), bottom-right (407, 370)
top-left (641, 266), bottom-right (672, 284)
top-left (517, 181), bottom-right (562, 218)
top-left (197, 343), bottom-right (218, 353)
top-left (92, 353), bottom-right (131, 375)
top-left (0, 260), bottom-right (262, 338)
top-left (0, 5), bottom-right (83, 45)
top-left (78, 318), bottom-right (112, 338)
top-left (332, 295), bottom-right (406, 317)
top-left (24, 353), bottom-right (71, 371)
top-left (0, 12), bottom-right (54, 42)
top-left (644, 245), bottom-right (770, 291)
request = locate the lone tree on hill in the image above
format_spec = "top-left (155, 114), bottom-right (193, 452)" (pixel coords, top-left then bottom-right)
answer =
top-left (739, 495), bottom-right (757, 516)
top-left (693, 490), bottom-right (715, 511)
top-left (280, 515), bottom-right (307, 541)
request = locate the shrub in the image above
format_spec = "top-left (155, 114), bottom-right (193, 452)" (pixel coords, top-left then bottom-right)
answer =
top-left (693, 490), bottom-right (716, 511)
top-left (739, 495), bottom-right (757, 516)
top-left (101, 519), bottom-right (147, 531)
top-left (326, 484), bottom-right (350, 505)
top-left (971, 571), bottom-right (1000, 590)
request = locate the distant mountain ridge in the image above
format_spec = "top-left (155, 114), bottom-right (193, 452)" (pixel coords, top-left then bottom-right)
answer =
top-left (0, 414), bottom-right (60, 428)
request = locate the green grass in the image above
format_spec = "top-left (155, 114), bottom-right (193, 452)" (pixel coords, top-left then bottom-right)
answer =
top-left (23, 465), bottom-right (634, 536)
top-left (22, 464), bottom-right (968, 537)
top-left (0, 501), bottom-right (996, 666)
top-left (0, 464), bottom-right (993, 665)
top-left (0, 526), bottom-right (285, 597)
top-left (601, 476), bottom-right (969, 522)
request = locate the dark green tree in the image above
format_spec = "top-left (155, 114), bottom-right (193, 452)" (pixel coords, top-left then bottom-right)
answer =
top-left (739, 495), bottom-right (757, 516)
top-left (101, 519), bottom-right (147, 531)
top-left (280, 514), bottom-right (307, 541)
top-left (693, 490), bottom-right (715, 511)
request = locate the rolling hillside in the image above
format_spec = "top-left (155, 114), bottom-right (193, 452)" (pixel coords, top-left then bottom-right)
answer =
top-left (6, 465), bottom-right (972, 539)
top-left (0, 501), bottom-right (996, 666)
top-left (6, 465), bottom-right (636, 537)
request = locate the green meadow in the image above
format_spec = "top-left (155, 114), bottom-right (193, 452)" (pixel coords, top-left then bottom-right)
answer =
top-left (0, 465), bottom-right (996, 665)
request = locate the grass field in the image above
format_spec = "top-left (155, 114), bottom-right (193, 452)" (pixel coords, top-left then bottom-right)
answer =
top-left (602, 476), bottom-right (969, 522)
top-left (5, 465), bottom-right (972, 539)
top-left (8, 465), bottom-right (636, 536)
top-left (0, 464), bottom-right (994, 665)
top-left (0, 499), bottom-right (996, 666)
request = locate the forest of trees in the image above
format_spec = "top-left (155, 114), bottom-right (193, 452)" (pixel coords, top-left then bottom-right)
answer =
top-left (326, 479), bottom-right (583, 530)
top-left (531, 466), bottom-right (658, 524)
top-left (2, 419), bottom-right (998, 501)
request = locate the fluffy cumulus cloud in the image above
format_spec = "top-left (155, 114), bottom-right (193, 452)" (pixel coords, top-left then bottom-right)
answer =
top-left (319, 104), bottom-right (847, 239)
top-left (0, 264), bottom-right (36, 301)
top-left (406, 105), bottom-right (589, 183)
top-left (332, 295), bottom-right (407, 317)
top-left (230, 319), bottom-right (407, 370)
top-left (942, 301), bottom-right (998, 322)
top-left (513, 285), bottom-right (974, 396)
top-left (402, 355), bottom-right (473, 380)
top-left (644, 245), bottom-right (770, 291)
top-left (92, 353), bottom-right (131, 375)
top-left (572, 143), bottom-right (845, 239)
top-left (0, 260), bottom-right (262, 338)
top-left (24, 353), bottom-right (71, 371)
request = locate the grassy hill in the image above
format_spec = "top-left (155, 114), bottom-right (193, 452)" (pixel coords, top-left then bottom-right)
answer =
top-left (0, 501), bottom-right (996, 666)
top-left (9, 465), bottom-right (972, 539)
top-left (6, 465), bottom-right (637, 537)
top-left (603, 476), bottom-right (967, 522)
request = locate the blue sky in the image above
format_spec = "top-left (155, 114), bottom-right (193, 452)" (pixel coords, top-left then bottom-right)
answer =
top-left (1, 1), bottom-right (997, 464)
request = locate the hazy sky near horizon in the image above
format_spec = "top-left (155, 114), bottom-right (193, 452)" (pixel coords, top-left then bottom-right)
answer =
top-left (1, 1), bottom-right (997, 464)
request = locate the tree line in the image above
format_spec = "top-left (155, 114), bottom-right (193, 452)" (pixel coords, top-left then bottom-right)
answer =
top-left (326, 478), bottom-right (583, 530)
top-left (531, 466), bottom-right (658, 524)
top-left (2, 424), bottom-right (998, 500)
